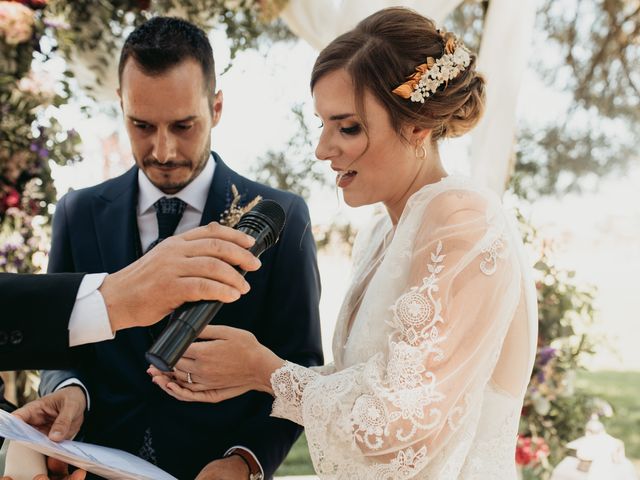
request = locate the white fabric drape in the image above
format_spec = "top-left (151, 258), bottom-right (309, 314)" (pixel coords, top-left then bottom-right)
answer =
top-left (280, 0), bottom-right (463, 50)
top-left (470, 0), bottom-right (536, 192)
top-left (280, 0), bottom-right (536, 194)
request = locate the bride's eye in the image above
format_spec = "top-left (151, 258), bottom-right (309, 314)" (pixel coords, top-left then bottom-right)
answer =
top-left (340, 124), bottom-right (361, 135)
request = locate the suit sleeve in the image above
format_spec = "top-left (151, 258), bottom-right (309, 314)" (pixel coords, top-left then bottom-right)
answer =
top-left (0, 272), bottom-right (85, 371)
top-left (39, 194), bottom-right (91, 396)
top-left (228, 196), bottom-right (324, 478)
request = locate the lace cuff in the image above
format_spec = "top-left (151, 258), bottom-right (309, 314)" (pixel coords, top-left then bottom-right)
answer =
top-left (270, 361), bottom-right (318, 425)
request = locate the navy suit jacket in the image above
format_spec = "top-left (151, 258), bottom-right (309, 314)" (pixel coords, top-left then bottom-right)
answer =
top-left (40, 154), bottom-right (323, 479)
top-left (0, 272), bottom-right (87, 412)
top-left (0, 272), bottom-right (86, 371)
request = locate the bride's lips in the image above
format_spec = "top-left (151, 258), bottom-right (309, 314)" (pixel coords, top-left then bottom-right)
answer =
top-left (336, 170), bottom-right (357, 188)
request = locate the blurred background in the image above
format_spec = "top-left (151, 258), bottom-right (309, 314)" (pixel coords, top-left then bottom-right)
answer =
top-left (1, 0), bottom-right (638, 478)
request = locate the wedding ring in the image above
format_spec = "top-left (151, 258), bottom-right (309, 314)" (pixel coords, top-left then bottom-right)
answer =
top-left (186, 372), bottom-right (193, 384)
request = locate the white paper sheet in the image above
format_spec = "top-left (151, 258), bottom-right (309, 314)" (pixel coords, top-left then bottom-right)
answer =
top-left (0, 409), bottom-right (177, 480)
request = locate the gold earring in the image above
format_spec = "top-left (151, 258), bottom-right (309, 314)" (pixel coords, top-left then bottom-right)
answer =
top-left (415, 143), bottom-right (427, 159)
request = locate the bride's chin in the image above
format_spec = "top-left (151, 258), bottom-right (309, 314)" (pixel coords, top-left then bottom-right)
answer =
top-left (342, 193), bottom-right (368, 208)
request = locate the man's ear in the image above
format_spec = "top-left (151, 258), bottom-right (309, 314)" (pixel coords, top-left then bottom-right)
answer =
top-left (211, 90), bottom-right (223, 127)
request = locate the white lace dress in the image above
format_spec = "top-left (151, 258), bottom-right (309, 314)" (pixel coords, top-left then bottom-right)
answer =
top-left (270, 177), bottom-right (538, 479)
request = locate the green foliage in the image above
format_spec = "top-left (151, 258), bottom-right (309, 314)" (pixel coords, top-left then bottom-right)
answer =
top-left (250, 104), bottom-right (328, 200)
top-left (46, 0), bottom-right (294, 84)
top-left (512, 0), bottom-right (640, 198)
top-left (448, 0), bottom-right (640, 198)
top-left (517, 212), bottom-right (606, 478)
top-left (0, 2), bottom-right (83, 274)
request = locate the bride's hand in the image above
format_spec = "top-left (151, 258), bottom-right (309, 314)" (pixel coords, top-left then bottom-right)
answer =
top-left (148, 325), bottom-right (284, 403)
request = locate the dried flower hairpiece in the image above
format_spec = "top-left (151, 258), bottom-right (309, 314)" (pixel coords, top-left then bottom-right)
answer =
top-left (219, 184), bottom-right (262, 228)
top-left (392, 35), bottom-right (471, 104)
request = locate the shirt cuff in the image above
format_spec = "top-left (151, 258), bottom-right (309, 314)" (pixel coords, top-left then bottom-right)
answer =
top-left (54, 379), bottom-right (91, 411)
top-left (68, 273), bottom-right (114, 347)
top-left (224, 446), bottom-right (264, 478)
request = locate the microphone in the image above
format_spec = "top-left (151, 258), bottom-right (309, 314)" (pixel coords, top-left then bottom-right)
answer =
top-left (145, 199), bottom-right (286, 371)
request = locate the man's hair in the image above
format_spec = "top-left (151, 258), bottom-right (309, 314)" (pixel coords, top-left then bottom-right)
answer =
top-left (118, 16), bottom-right (216, 97)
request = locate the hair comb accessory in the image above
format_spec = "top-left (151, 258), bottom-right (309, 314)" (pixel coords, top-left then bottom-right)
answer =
top-left (392, 35), bottom-right (471, 103)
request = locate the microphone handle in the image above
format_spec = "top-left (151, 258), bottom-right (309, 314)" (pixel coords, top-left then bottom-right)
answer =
top-left (145, 233), bottom-right (267, 372)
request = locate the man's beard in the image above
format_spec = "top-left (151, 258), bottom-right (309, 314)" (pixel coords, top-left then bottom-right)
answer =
top-left (139, 140), bottom-right (210, 193)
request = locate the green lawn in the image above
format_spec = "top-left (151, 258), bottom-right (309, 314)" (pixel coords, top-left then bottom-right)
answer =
top-left (275, 370), bottom-right (640, 476)
top-left (575, 370), bottom-right (640, 460)
top-left (275, 434), bottom-right (314, 476)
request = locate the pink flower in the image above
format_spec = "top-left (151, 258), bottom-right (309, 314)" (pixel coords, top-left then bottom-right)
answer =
top-left (515, 435), bottom-right (549, 466)
top-left (0, 1), bottom-right (35, 45)
top-left (2, 187), bottom-right (20, 211)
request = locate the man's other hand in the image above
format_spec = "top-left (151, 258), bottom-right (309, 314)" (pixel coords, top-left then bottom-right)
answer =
top-left (100, 221), bottom-right (261, 333)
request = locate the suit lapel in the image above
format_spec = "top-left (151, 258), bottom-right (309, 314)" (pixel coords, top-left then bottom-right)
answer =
top-left (91, 166), bottom-right (151, 354)
top-left (92, 167), bottom-right (140, 272)
top-left (201, 152), bottom-right (243, 226)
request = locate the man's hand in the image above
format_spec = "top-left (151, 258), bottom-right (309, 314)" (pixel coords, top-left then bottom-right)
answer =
top-left (99, 222), bottom-right (261, 332)
top-left (195, 456), bottom-right (249, 480)
top-left (12, 387), bottom-right (86, 441)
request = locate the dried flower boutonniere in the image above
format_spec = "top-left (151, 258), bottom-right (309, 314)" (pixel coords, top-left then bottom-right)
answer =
top-left (219, 184), bottom-right (262, 228)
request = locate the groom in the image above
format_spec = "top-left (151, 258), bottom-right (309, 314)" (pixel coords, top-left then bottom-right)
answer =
top-left (38, 17), bottom-right (323, 480)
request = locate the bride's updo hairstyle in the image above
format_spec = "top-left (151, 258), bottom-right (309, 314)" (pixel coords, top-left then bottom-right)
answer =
top-left (311, 7), bottom-right (485, 142)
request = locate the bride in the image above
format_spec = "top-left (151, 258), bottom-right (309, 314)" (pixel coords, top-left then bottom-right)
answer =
top-left (150, 7), bottom-right (538, 479)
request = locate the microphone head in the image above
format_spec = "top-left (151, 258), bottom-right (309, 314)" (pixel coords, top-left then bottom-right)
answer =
top-left (236, 199), bottom-right (286, 250)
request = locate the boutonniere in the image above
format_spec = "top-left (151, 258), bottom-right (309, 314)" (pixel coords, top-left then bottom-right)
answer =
top-left (219, 184), bottom-right (262, 228)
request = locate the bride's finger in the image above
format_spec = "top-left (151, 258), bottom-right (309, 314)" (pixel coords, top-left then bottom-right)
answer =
top-left (167, 382), bottom-right (247, 403)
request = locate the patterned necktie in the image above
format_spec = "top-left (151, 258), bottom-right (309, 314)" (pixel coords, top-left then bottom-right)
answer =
top-left (145, 197), bottom-right (187, 253)
top-left (139, 198), bottom-right (187, 464)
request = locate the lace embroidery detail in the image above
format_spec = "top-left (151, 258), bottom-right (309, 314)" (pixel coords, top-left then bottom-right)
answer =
top-left (347, 241), bottom-right (448, 451)
top-left (270, 361), bottom-right (318, 425)
top-left (388, 240), bottom-right (445, 351)
top-left (371, 446), bottom-right (429, 478)
top-left (480, 231), bottom-right (508, 275)
top-left (353, 395), bottom-right (389, 450)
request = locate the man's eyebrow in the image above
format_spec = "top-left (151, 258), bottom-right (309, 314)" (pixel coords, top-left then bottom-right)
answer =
top-left (173, 116), bottom-right (197, 123)
top-left (127, 115), bottom-right (197, 123)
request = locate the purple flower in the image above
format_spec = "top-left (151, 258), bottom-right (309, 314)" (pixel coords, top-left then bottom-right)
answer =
top-left (538, 346), bottom-right (557, 366)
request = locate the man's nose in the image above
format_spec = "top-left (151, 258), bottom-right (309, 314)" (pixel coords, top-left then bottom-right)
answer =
top-left (152, 129), bottom-right (177, 163)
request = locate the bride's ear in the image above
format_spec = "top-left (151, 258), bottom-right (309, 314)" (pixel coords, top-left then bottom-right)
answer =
top-left (403, 124), bottom-right (432, 146)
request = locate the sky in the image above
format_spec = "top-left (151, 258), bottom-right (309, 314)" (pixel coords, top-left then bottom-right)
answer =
top-left (49, 21), bottom-right (640, 370)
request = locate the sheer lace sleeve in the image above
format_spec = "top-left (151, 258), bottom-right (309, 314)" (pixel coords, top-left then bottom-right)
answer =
top-left (271, 186), bottom-right (523, 478)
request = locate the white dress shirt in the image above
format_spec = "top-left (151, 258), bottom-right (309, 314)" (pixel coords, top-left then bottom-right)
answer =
top-left (137, 154), bottom-right (215, 252)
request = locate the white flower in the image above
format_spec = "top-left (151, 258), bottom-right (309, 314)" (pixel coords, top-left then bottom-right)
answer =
top-left (401, 44), bottom-right (471, 104)
top-left (17, 70), bottom-right (57, 105)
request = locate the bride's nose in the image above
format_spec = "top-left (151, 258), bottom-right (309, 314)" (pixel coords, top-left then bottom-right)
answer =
top-left (315, 130), bottom-right (339, 161)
